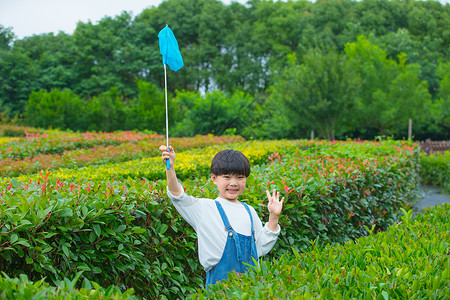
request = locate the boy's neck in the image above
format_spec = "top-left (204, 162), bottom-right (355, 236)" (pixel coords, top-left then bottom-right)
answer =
top-left (219, 197), bottom-right (240, 203)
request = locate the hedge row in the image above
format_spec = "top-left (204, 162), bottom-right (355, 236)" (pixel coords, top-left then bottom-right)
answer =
top-left (193, 204), bottom-right (450, 299)
top-left (188, 139), bottom-right (420, 257)
top-left (0, 130), bottom-right (161, 160)
top-left (0, 125), bottom-right (45, 138)
top-left (0, 272), bottom-right (137, 299)
top-left (0, 140), bottom-right (421, 299)
top-left (0, 135), bottom-right (245, 178)
top-left (8, 140), bottom-right (297, 183)
top-left (419, 151), bottom-right (450, 193)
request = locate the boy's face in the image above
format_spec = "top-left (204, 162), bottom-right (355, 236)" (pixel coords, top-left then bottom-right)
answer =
top-left (211, 173), bottom-right (247, 202)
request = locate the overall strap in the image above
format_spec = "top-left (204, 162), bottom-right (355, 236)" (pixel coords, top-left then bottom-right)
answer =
top-left (215, 200), bottom-right (243, 261)
top-left (242, 203), bottom-right (255, 237)
top-left (215, 201), bottom-right (232, 231)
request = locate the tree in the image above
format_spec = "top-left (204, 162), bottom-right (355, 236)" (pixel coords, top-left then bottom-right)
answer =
top-left (12, 33), bottom-right (74, 91)
top-left (173, 89), bottom-right (253, 137)
top-left (378, 29), bottom-right (444, 100)
top-left (24, 89), bottom-right (85, 130)
top-left (85, 87), bottom-right (126, 132)
top-left (71, 11), bottom-right (160, 98)
top-left (435, 60), bottom-right (450, 137)
top-left (268, 49), bottom-right (359, 140)
top-left (0, 50), bottom-right (38, 116)
top-left (345, 35), bottom-right (431, 137)
top-left (0, 25), bottom-right (15, 50)
top-left (125, 81), bottom-right (168, 132)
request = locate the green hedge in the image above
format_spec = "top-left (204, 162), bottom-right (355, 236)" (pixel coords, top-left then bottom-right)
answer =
top-left (419, 151), bottom-right (450, 193)
top-left (0, 140), bottom-right (422, 299)
top-left (239, 142), bottom-right (421, 257)
top-left (192, 204), bottom-right (450, 299)
top-left (0, 178), bottom-right (198, 299)
top-left (0, 272), bottom-right (136, 299)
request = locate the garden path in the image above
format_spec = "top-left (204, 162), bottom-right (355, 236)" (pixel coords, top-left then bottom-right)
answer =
top-left (412, 186), bottom-right (450, 217)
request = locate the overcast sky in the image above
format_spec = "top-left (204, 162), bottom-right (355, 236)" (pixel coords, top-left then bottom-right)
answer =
top-left (0, 0), bottom-right (244, 39)
top-left (1, 0), bottom-right (449, 40)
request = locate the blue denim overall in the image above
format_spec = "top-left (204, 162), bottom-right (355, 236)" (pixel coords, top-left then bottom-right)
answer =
top-left (205, 201), bottom-right (258, 286)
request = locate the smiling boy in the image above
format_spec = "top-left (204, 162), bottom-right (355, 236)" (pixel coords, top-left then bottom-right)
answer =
top-left (159, 146), bottom-right (284, 286)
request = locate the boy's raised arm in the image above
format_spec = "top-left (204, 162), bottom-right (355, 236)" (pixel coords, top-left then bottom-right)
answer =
top-left (159, 145), bottom-right (181, 196)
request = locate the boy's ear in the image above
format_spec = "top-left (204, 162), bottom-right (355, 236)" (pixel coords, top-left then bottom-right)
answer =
top-left (211, 173), bottom-right (217, 183)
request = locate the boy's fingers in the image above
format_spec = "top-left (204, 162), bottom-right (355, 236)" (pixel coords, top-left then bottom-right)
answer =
top-left (266, 190), bottom-right (273, 204)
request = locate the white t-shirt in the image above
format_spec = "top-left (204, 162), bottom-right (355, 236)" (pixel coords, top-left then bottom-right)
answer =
top-left (167, 182), bottom-right (281, 271)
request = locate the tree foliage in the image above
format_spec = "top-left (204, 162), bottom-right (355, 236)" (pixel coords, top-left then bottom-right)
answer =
top-left (0, 0), bottom-right (448, 139)
top-left (269, 49), bottom-right (359, 139)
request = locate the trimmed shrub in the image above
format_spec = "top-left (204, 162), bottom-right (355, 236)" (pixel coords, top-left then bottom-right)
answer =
top-left (0, 139), bottom-right (421, 299)
top-left (192, 204), bottom-right (450, 299)
top-left (419, 151), bottom-right (450, 192)
top-left (0, 272), bottom-right (137, 299)
top-left (0, 176), bottom-right (198, 299)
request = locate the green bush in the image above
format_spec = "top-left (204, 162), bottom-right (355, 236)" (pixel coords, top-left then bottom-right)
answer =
top-left (124, 81), bottom-right (169, 132)
top-left (172, 90), bottom-right (254, 137)
top-left (192, 204), bottom-right (450, 299)
top-left (195, 140), bottom-right (421, 258)
top-left (419, 151), bottom-right (450, 192)
top-left (0, 177), bottom-right (199, 299)
top-left (0, 272), bottom-right (137, 299)
top-left (0, 140), bottom-right (422, 299)
top-left (24, 89), bottom-right (86, 130)
top-left (85, 87), bottom-right (126, 132)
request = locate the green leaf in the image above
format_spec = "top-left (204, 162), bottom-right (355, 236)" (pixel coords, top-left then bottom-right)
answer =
top-left (62, 245), bottom-right (70, 257)
top-left (44, 232), bottom-right (58, 239)
top-left (17, 239), bottom-right (30, 247)
top-left (65, 218), bottom-right (84, 228)
top-left (42, 247), bottom-right (53, 254)
top-left (78, 264), bottom-right (92, 271)
top-left (25, 256), bottom-right (33, 264)
top-left (93, 224), bottom-right (101, 237)
top-left (10, 234), bottom-right (18, 244)
top-left (82, 278), bottom-right (92, 289)
top-left (89, 231), bottom-right (96, 243)
top-left (82, 206), bottom-right (88, 217)
top-left (60, 208), bottom-right (73, 217)
top-left (116, 224), bottom-right (126, 232)
top-left (133, 227), bottom-right (146, 234)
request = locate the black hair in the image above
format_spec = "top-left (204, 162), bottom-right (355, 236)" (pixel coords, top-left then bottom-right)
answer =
top-left (210, 149), bottom-right (251, 177)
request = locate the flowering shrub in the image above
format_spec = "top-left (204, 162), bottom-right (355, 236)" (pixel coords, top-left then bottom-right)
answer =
top-left (0, 175), bottom-right (197, 299)
top-left (0, 130), bottom-right (162, 160)
top-left (194, 140), bottom-right (421, 257)
top-left (192, 204), bottom-right (450, 299)
top-left (8, 140), bottom-right (296, 183)
top-left (0, 137), bottom-right (18, 145)
top-left (0, 134), bottom-right (245, 177)
top-left (0, 124), bottom-right (45, 137)
top-left (0, 139), bottom-right (422, 299)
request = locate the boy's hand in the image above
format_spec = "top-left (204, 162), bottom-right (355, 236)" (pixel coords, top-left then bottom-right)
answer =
top-left (159, 145), bottom-right (175, 167)
top-left (266, 189), bottom-right (284, 217)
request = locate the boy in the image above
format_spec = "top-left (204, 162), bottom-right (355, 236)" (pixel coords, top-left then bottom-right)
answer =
top-left (159, 145), bottom-right (284, 286)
